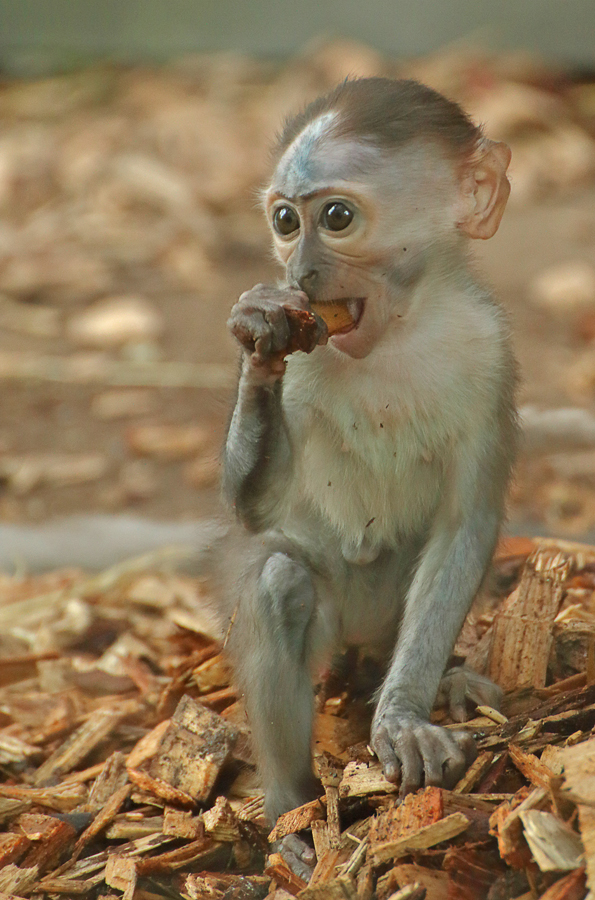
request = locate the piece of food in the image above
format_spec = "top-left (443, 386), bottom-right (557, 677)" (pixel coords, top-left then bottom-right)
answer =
top-left (310, 301), bottom-right (356, 335)
top-left (283, 306), bottom-right (324, 354)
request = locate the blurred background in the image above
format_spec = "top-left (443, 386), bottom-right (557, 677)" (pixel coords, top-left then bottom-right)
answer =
top-left (1, 1), bottom-right (595, 539)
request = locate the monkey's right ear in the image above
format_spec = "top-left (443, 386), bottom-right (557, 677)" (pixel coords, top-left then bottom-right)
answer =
top-left (457, 141), bottom-right (511, 240)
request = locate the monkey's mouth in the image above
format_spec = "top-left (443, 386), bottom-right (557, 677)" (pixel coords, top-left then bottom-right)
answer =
top-left (310, 298), bottom-right (365, 335)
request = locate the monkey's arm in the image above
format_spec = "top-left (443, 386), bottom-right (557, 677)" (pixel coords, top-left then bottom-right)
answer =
top-left (222, 358), bottom-right (293, 532)
top-left (223, 284), bottom-right (324, 532)
top-left (372, 427), bottom-right (512, 794)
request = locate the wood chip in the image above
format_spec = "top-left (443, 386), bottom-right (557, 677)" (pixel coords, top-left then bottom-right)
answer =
top-left (489, 547), bottom-right (572, 690)
top-left (18, 813), bottom-right (77, 873)
top-left (307, 848), bottom-right (343, 889)
top-left (476, 704), bottom-right (508, 724)
top-left (203, 796), bottom-right (241, 841)
top-left (518, 809), bottom-right (584, 871)
top-left (163, 807), bottom-right (203, 839)
top-left (562, 738), bottom-right (595, 889)
top-left (0, 833), bottom-right (30, 868)
top-left (0, 453), bottom-right (109, 494)
top-left (340, 835), bottom-right (368, 879)
top-left (193, 653), bottom-right (234, 693)
top-left (264, 852), bottom-right (308, 896)
top-left (311, 819), bottom-right (331, 860)
top-left (34, 876), bottom-right (96, 894)
top-left (384, 886), bottom-right (426, 900)
top-left (369, 787), bottom-right (444, 847)
top-left (489, 787), bottom-right (549, 869)
top-left (338, 761), bottom-right (398, 799)
top-left (0, 865), bottom-right (39, 895)
top-left (91, 388), bottom-right (156, 419)
top-left (537, 868), bottom-right (587, 900)
top-left (134, 836), bottom-right (218, 875)
top-left (105, 855), bottom-right (137, 899)
top-left (371, 812), bottom-right (470, 864)
top-left (509, 744), bottom-right (556, 789)
top-left (74, 783), bottom-right (131, 854)
top-left (127, 767), bottom-right (196, 807)
top-left (325, 783), bottom-right (341, 850)
top-left (298, 872), bottom-right (357, 900)
top-left (0, 783), bottom-right (85, 813)
top-left (391, 865), bottom-right (451, 900)
top-left (356, 863), bottom-right (373, 900)
top-left (86, 751), bottom-right (128, 811)
top-left (0, 349), bottom-right (232, 388)
top-left (34, 701), bottom-right (137, 785)
top-left (269, 798), bottom-right (326, 843)
top-left (153, 698), bottom-right (236, 800)
top-left (126, 719), bottom-right (171, 770)
top-left (104, 815), bottom-right (163, 841)
top-left (453, 751), bottom-right (495, 793)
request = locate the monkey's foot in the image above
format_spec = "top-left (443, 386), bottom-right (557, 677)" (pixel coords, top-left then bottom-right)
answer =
top-left (272, 834), bottom-right (316, 881)
top-left (371, 714), bottom-right (477, 796)
top-left (437, 666), bottom-right (503, 723)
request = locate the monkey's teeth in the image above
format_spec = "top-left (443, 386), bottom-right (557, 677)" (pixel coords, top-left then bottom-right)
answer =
top-left (347, 299), bottom-right (364, 325)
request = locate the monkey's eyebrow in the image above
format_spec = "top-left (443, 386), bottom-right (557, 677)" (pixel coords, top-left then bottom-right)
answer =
top-left (268, 187), bottom-right (343, 204)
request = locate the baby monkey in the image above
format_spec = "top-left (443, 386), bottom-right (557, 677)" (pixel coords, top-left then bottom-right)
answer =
top-left (223, 78), bottom-right (517, 825)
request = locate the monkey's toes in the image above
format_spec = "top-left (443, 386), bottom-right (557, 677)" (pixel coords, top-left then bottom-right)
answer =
top-left (438, 666), bottom-right (504, 723)
top-left (272, 834), bottom-right (316, 881)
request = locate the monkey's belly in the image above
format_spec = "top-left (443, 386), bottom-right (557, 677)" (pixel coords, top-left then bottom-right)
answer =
top-left (298, 434), bottom-right (442, 554)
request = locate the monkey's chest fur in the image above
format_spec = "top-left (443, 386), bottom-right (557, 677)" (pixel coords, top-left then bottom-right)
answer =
top-left (282, 349), bottom-right (453, 565)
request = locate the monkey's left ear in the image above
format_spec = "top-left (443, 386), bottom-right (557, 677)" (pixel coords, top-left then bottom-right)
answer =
top-left (457, 140), bottom-right (511, 240)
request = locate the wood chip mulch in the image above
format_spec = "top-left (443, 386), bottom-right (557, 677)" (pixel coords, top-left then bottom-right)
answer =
top-left (2, 536), bottom-right (595, 899)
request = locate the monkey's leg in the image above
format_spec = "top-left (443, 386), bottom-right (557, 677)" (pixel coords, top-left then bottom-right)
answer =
top-left (230, 551), bottom-right (321, 823)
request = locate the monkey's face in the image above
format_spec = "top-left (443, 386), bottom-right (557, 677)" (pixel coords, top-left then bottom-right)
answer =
top-left (265, 127), bottom-right (466, 359)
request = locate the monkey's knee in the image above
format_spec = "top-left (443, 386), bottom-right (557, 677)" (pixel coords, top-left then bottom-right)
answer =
top-left (258, 552), bottom-right (316, 650)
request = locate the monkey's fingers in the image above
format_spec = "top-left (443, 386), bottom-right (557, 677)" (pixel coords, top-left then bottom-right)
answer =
top-left (272, 835), bottom-right (316, 881)
top-left (371, 725), bottom-right (402, 784)
top-left (446, 731), bottom-right (477, 783)
top-left (395, 739), bottom-right (424, 797)
top-left (416, 727), bottom-right (475, 790)
top-left (228, 306), bottom-right (290, 360)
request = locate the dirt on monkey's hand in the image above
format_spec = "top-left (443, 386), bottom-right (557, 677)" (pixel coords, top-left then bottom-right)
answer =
top-left (228, 284), bottom-right (328, 376)
top-left (283, 306), bottom-right (325, 354)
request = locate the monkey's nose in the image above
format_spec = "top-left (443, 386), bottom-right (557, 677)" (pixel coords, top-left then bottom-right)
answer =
top-left (298, 270), bottom-right (319, 293)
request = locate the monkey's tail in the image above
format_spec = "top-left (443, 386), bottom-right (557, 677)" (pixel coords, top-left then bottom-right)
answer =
top-left (0, 514), bottom-right (228, 574)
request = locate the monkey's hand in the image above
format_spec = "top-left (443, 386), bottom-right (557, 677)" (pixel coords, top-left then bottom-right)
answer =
top-left (437, 666), bottom-right (503, 724)
top-left (371, 708), bottom-right (476, 796)
top-left (228, 284), bottom-right (327, 377)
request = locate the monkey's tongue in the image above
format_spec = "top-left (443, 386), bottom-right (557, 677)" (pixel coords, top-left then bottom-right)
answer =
top-left (310, 299), bottom-right (364, 335)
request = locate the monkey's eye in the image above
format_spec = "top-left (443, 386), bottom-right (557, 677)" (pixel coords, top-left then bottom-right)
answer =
top-left (320, 201), bottom-right (354, 232)
top-left (273, 206), bottom-right (300, 237)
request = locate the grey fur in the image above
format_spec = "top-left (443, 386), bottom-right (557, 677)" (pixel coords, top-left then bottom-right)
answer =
top-left (222, 81), bottom-right (518, 821)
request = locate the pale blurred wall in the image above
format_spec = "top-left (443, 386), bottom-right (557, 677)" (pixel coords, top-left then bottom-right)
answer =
top-left (2, 0), bottom-right (595, 76)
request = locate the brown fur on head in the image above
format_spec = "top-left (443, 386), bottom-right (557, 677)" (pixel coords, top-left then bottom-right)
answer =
top-left (273, 77), bottom-right (511, 242)
top-left (274, 77), bottom-right (484, 164)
